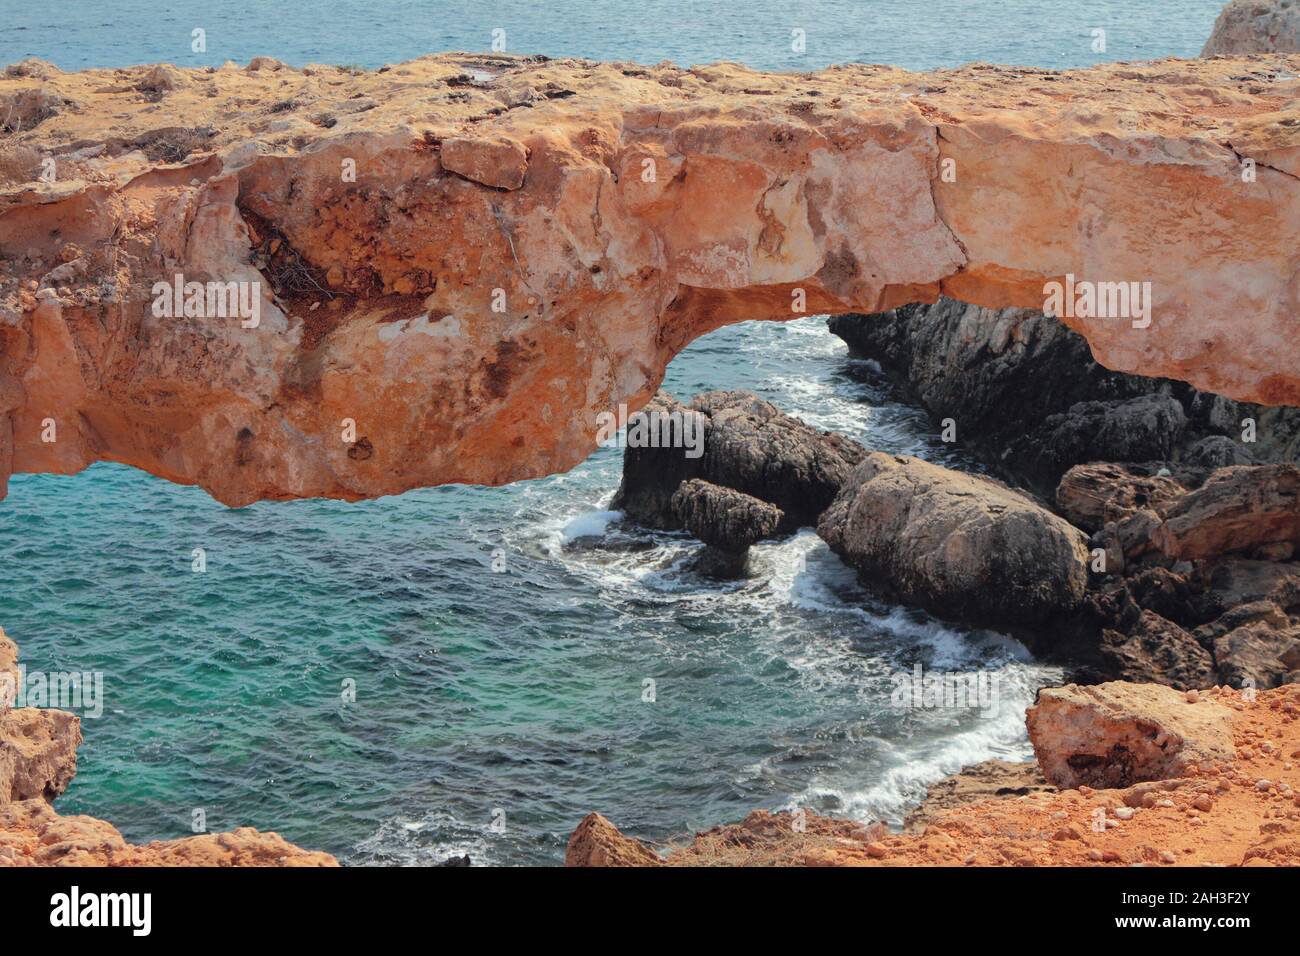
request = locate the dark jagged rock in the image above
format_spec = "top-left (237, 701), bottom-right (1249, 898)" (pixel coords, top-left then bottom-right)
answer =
top-left (1077, 483), bottom-right (1300, 690)
top-left (1007, 394), bottom-right (1188, 487)
top-left (829, 300), bottom-right (1299, 492)
top-left (613, 390), bottom-right (867, 534)
top-left (1098, 610), bottom-right (1216, 691)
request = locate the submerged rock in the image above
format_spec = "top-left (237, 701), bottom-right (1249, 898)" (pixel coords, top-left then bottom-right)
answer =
top-left (818, 453), bottom-right (1089, 630)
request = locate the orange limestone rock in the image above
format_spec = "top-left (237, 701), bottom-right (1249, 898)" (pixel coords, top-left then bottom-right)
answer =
top-left (2, 53), bottom-right (1300, 504)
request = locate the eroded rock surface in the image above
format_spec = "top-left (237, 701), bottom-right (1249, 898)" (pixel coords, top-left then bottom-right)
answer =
top-left (0, 708), bottom-right (80, 803)
top-left (670, 478), bottom-right (783, 577)
top-left (1204, 0), bottom-right (1300, 55)
top-left (818, 453), bottom-right (1089, 630)
top-left (1026, 681), bottom-right (1235, 788)
top-left (830, 300), bottom-right (1299, 492)
top-left (904, 759), bottom-right (1053, 832)
top-left (3, 53), bottom-right (1300, 503)
top-left (614, 390), bottom-right (865, 532)
top-left (0, 798), bottom-right (338, 866)
top-left (564, 812), bottom-right (662, 867)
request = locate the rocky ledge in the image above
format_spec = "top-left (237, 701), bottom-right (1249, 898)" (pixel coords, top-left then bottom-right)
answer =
top-left (567, 681), bottom-right (1300, 866)
top-left (3, 52), bottom-right (1300, 503)
top-left (0, 627), bottom-right (336, 866)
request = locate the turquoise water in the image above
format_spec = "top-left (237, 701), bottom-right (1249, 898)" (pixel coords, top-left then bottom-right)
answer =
top-left (2, 0), bottom-right (1222, 72)
top-left (0, 1), bottom-right (1222, 864)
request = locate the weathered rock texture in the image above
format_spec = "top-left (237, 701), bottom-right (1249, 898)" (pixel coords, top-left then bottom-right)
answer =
top-left (3, 53), bottom-right (1300, 504)
top-left (670, 477), bottom-right (783, 577)
top-left (564, 812), bottom-right (663, 867)
top-left (571, 683), bottom-right (1300, 867)
top-left (614, 390), bottom-right (865, 532)
top-left (1026, 681), bottom-right (1235, 788)
top-left (830, 300), bottom-right (1300, 493)
top-left (0, 799), bottom-right (338, 866)
top-left (1146, 463), bottom-right (1300, 561)
top-left (0, 707), bottom-right (81, 803)
top-left (1204, 0), bottom-right (1300, 55)
top-left (818, 453), bottom-right (1090, 630)
top-left (0, 626), bottom-right (336, 866)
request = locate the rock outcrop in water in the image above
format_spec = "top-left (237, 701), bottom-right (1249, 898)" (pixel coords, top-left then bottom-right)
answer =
top-left (3, 53), bottom-right (1300, 503)
top-left (818, 453), bottom-right (1090, 630)
top-left (828, 297), bottom-right (1300, 688)
top-left (613, 390), bottom-right (866, 532)
top-left (829, 301), bottom-right (1300, 493)
top-left (0, 625), bottom-right (337, 866)
top-left (1204, 0), bottom-right (1300, 55)
top-left (568, 681), bottom-right (1300, 866)
top-left (670, 478), bottom-right (783, 577)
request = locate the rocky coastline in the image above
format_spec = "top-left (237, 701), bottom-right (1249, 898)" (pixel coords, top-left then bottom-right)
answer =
top-left (572, 284), bottom-right (1300, 863)
top-left (5, 0), bottom-right (1300, 869)
top-left (567, 681), bottom-right (1300, 866)
top-left (0, 627), bottom-right (336, 866)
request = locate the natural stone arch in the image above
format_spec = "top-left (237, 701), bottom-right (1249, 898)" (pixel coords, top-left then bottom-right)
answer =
top-left (2, 52), bottom-right (1299, 504)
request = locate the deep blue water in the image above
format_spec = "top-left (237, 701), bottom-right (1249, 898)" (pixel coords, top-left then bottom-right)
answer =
top-left (0, 1), bottom-right (1222, 864)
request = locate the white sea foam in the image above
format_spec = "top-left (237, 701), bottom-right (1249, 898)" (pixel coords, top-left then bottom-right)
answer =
top-left (559, 509), bottom-right (622, 544)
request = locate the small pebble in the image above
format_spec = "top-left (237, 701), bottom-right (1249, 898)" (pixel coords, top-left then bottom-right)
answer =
top-left (1114, 807), bottom-right (1135, 820)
